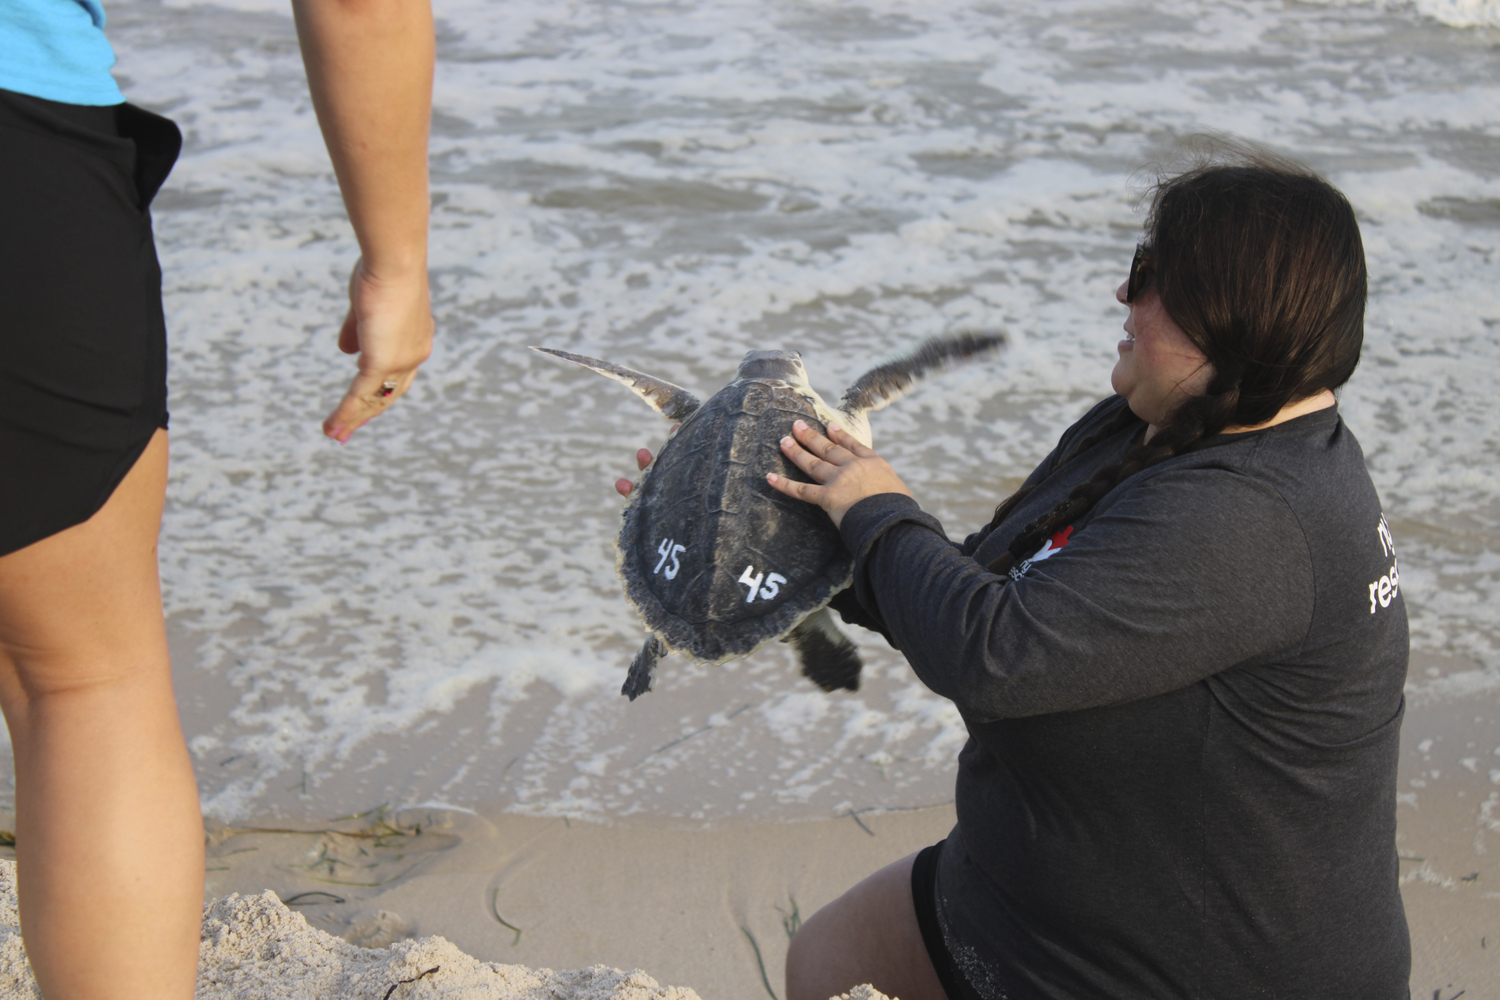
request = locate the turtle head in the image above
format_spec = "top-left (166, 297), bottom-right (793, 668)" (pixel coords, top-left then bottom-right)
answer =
top-left (735, 350), bottom-right (807, 384)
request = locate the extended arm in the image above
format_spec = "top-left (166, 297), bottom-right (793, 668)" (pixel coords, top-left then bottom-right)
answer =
top-left (291, 0), bottom-right (436, 442)
top-left (834, 472), bottom-right (1314, 720)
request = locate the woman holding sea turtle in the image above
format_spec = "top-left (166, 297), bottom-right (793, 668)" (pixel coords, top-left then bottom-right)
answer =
top-left (625, 140), bottom-right (1410, 1000)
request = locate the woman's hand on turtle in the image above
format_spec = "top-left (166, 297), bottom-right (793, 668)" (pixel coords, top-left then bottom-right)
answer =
top-left (615, 449), bottom-right (653, 498)
top-left (616, 425), bottom-right (678, 498)
top-left (322, 258), bottom-right (435, 444)
top-left (767, 420), bottom-right (911, 529)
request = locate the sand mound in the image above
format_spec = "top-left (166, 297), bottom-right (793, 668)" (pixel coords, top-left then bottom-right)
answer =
top-left (193, 892), bottom-right (704, 1000)
top-left (0, 860), bottom-right (897, 1000)
top-left (0, 860), bottom-right (701, 1000)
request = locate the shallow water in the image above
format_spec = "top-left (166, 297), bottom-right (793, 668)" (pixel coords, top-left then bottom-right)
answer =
top-left (5, 0), bottom-right (1496, 824)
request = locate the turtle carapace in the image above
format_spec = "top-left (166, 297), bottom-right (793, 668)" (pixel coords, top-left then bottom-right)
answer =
top-left (531, 334), bottom-right (1004, 699)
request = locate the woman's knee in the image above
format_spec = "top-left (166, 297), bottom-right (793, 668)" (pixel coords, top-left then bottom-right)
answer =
top-left (785, 852), bottom-right (943, 1000)
top-left (786, 893), bottom-right (866, 1000)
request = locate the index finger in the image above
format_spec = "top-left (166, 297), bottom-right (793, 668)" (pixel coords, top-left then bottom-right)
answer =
top-left (824, 421), bottom-right (876, 458)
top-left (324, 369), bottom-right (416, 443)
top-left (766, 471), bottom-right (824, 506)
top-left (791, 419), bottom-right (857, 463)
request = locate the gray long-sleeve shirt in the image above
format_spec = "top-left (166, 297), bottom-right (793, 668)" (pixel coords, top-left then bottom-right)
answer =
top-left (833, 397), bottom-right (1410, 1000)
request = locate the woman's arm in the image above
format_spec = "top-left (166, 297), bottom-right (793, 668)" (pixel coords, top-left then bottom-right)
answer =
top-left (838, 473), bottom-right (1313, 720)
top-left (772, 422), bottom-right (1314, 719)
top-left (291, 0), bottom-right (435, 443)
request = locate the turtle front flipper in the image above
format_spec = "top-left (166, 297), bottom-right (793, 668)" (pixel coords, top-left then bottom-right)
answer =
top-left (623, 636), bottom-right (667, 700)
top-left (787, 608), bottom-right (861, 693)
top-left (836, 333), bottom-right (1006, 442)
top-left (530, 347), bottom-right (702, 422)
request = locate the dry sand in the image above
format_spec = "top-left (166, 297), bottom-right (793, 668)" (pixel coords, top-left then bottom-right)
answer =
top-left (0, 859), bottom-right (694, 1000)
top-left (176, 657), bottom-right (1500, 1000)
top-left (0, 806), bottom-right (949, 1000)
top-left (191, 805), bottom-right (957, 1000)
top-left (0, 649), bottom-right (1494, 998)
top-left (0, 857), bottom-right (895, 1000)
top-left (2, 733), bottom-right (1498, 1000)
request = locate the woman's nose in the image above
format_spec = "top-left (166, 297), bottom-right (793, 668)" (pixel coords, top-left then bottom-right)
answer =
top-left (1115, 279), bottom-right (1129, 304)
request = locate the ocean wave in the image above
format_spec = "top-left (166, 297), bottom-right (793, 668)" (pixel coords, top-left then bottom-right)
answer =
top-left (20, 0), bottom-right (1493, 823)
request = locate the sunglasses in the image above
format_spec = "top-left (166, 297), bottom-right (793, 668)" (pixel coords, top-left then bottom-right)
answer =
top-left (1126, 243), bottom-right (1155, 303)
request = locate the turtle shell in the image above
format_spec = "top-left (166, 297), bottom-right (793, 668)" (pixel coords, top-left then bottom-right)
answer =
top-left (617, 378), bottom-right (852, 663)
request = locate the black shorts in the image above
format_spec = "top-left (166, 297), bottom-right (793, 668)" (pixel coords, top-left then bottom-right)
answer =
top-left (912, 840), bottom-right (986, 1000)
top-left (0, 87), bottom-right (180, 556)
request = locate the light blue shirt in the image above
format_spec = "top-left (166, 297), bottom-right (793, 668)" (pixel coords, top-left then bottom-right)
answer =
top-left (0, 0), bottom-right (123, 105)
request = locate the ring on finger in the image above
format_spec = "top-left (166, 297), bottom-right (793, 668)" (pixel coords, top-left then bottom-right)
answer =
top-left (379, 380), bottom-right (399, 399)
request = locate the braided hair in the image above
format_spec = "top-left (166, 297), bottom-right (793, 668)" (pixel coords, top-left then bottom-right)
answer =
top-left (986, 138), bottom-right (1367, 576)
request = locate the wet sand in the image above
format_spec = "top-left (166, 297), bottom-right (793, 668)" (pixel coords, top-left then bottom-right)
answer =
top-left (0, 732), bottom-right (1494, 999)
top-left (191, 805), bottom-right (954, 1000)
top-left (190, 785), bottom-right (1497, 1000)
top-left (1397, 651), bottom-right (1500, 998)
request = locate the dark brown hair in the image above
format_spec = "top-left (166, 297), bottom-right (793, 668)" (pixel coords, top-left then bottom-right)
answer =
top-left (985, 136), bottom-right (1367, 575)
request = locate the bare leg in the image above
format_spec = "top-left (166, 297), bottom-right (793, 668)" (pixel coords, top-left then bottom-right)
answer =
top-left (0, 429), bottom-right (202, 1000)
top-left (785, 851), bottom-right (948, 1000)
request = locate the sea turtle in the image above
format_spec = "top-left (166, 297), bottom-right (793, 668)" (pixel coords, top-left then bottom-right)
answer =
top-left (532, 333), bottom-right (1004, 699)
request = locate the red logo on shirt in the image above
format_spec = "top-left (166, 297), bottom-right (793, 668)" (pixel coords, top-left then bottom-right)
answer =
top-left (1007, 525), bottom-right (1076, 581)
top-left (1031, 525), bottom-right (1073, 563)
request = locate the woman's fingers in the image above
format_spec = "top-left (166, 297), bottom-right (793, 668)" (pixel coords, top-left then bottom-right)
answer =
top-left (616, 428), bottom-right (676, 499)
top-left (792, 419), bottom-right (849, 460)
top-left (767, 472), bottom-right (823, 505)
top-left (624, 420), bottom-right (857, 506)
top-left (825, 420), bottom-right (875, 458)
top-left (322, 260), bottom-right (434, 443)
top-left (616, 449), bottom-right (652, 497)
top-left (324, 371), bottom-right (420, 442)
top-left (773, 418), bottom-right (910, 528)
top-left (780, 420), bottom-right (853, 483)
top-left (325, 362), bottom-right (418, 442)
top-left (793, 418), bottom-right (877, 462)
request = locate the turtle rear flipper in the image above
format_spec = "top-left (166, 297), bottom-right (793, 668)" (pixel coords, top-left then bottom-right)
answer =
top-left (837, 333), bottom-right (1005, 436)
top-left (623, 636), bottom-right (666, 700)
top-left (787, 608), bottom-right (861, 692)
top-left (530, 347), bottom-right (702, 422)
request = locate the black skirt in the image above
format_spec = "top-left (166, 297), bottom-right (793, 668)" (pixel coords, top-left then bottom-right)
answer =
top-left (0, 87), bottom-right (180, 555)
top-left (911, 840), bottom-right (986, 1000)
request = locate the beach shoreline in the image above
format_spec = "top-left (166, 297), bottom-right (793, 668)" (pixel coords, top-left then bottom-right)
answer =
top-left (194, 804), bottom-right (956, 1000)
top-left (0, 740), bottom-right (1495, 998)
top-left (0, 0), bottom-right (1496, 995)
